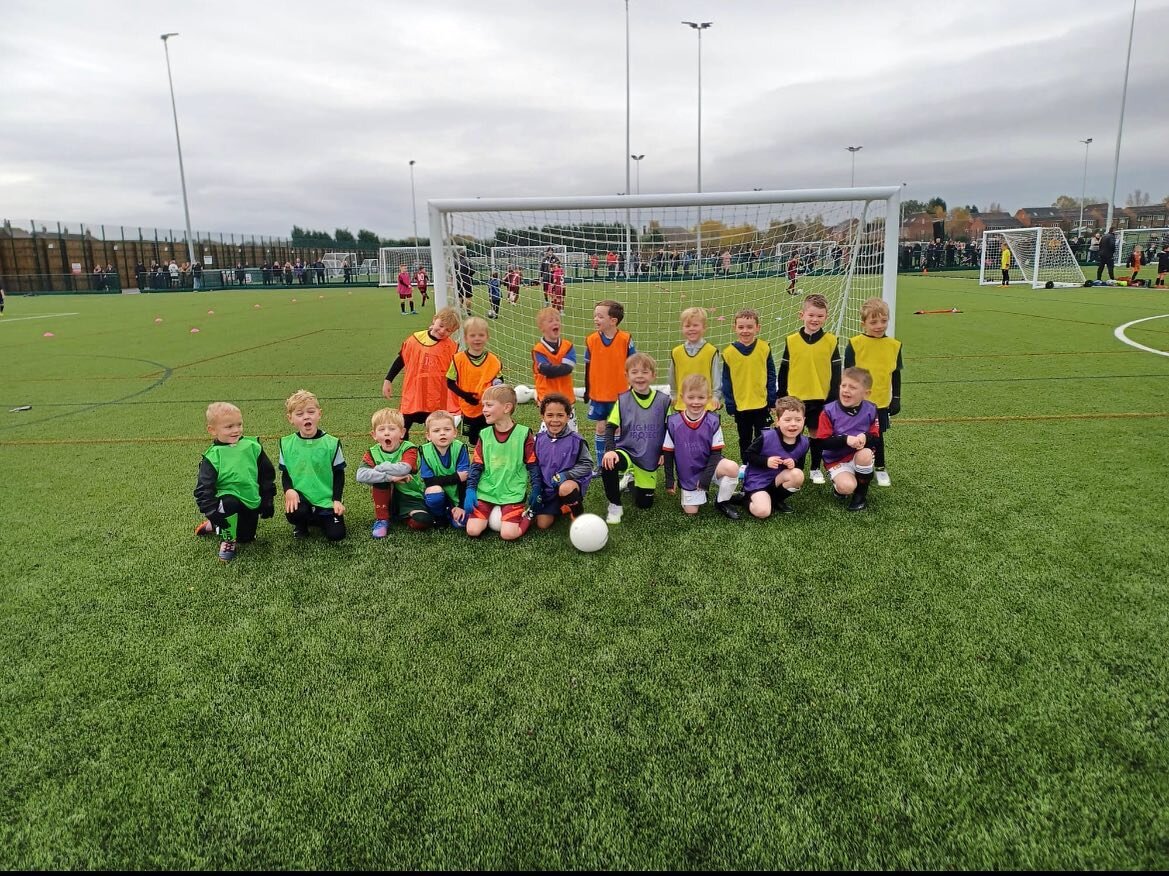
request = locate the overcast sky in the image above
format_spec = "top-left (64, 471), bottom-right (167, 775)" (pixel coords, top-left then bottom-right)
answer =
top-left (2, 0), bottom-right (1167, 239)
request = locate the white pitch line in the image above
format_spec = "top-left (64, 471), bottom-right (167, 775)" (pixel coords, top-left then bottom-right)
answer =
top-left (1114, 313), bottom-right (1169, 358)
top-left (0, 312), bottom-right (80, 324)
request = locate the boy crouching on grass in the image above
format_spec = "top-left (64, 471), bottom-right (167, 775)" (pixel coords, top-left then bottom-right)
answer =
top-left (663, 375), bottom-right (741, 519)
top-left (356, 407), bottom-right (432, 539)
top-left (280, 389), bottom-right (347, 540)
top-left (742, 396), bottom-right (810, 519)
top-left (464, 385), bottom-right (542, 541)
top-left (815, 367), bottom-right (881, 512)
top-left (194, 402), bottom-right (276, 563)
top-left (419, 410), bottom-right (471, 528)
top-left (600, 353), bottom-right (670, 525)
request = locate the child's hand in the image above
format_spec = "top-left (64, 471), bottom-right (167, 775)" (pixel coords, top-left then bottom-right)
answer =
top-left (602, 451), bottom-right (620, 470)
top-left (711, 399), bottom-right (722, 411)
top-left (782, 457), bottom-right (795, 469)
top-left (332, 500), bottom-right (345, 516)
top-left (381, 380), bottom-right (394, 400)
top-left (767, 455), bottom-right (782, 469)
top-left (451, 507), bottom-right (466, 524)
top-left (666, 486), bottom-right (677, 496)
top-left (284, 489), bottom-right (299, 513)
top-left (390, 474), bottom-right (412, 484)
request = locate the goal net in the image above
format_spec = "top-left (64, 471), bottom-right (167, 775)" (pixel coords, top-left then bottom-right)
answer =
top-left (378, 245), bottom-right (463, 286)
top-left (1116, 227), bottom-right (1169, 271)
top-left (322, 252), bottom-right (356, 279)
top-left (489, 244), bottom-right (569, 278)
top-left (978, 228), bottom-right (1085, 288)
top-left (426, 188), bottom-right (901, 396)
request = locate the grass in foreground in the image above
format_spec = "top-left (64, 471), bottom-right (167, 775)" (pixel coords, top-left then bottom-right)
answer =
top-left (1, 277), bottom-right (1168, 867)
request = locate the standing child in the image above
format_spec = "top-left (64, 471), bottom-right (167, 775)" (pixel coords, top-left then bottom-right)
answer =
top-left (382, 307), bottom-right (462, 436)
top-left (194, 402), bottom-right (277, 562)
top-left (1128, 244), bottom-right (1143, 284)
top-left (446, 316), bottom-right (503, 447)
top-left (663, 375), bottom-right (740, 519)
top-left (669, 306), bottom-right (723, 494)
top-left (418, 410), bottom-right (471, 528)
top-left (721, 307), bottom-right (777, 462)
top-left (845, 297), bottom-right (902, 486)
top-left (397, 264), bottom-right (415, 315)
top-left (505, 265), bottom-right (523, 304)
top-left (584, 299), bottom-right (636, 469)
top-left (669, 307), bottom-right (723, 411)
top-left (279, 390), bottom-right (347, 541)
top-left (533, 393), bottom-right (593, 530)
top-left (355, 408), bottom-right (432, 538)
top-left (549, 258), bottom-right (566, 312)
top-left (1001, 245), bottom-right (1012, 286)
top-left (414, 265), bottom-right (429, 308)
top-left (487, 271), bottom-right (502, 318)
top-left (786, 253), bottom-right (800, 294)
top-left (532, 307), bottom-right (578, 429)
top-left (816, 367), bottom-right (881, 512)
top-left (600, 353), bottom-right (670, 524)
top-left (777, 293), bottom-right (841, 484)
top-left (743, 396), bottom-right (810, 518)
top-left (464, 385), bottom-right (542, 541)
top-left (1155, 244), bottom-right (1169, 287)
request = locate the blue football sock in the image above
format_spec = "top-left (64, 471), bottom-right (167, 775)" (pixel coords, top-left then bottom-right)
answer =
top-left (594, 436), bottom-right (606, 466)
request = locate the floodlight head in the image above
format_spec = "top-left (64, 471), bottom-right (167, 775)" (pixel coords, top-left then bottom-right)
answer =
top-left (160, 32), bottom-right (179, 41)
top-left (409, 159), bottom-right (416, 166)
top-left (1081, 137), bottom-right (1093, 145)
top-left (847, 145), bottom-right (864, 153)
top-left (632, 153), bottom-right (644, 160)
top-left (682, 20), bottom-right (713, 29)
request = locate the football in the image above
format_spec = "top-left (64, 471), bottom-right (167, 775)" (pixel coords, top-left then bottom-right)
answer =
top-left (514, 384), bottom-right (535, 404)
top-left (569, 513), bottom-right (609, 553)
top-left (488, 505), bottom-right (503, 532)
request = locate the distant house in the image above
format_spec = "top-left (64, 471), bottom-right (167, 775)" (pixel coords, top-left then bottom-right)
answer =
top-left (656, 226), bottom-right (697, 249)
top-left (969, 212), bottom-right (1024, 238)
top-left (900, 211), bottom-right (939, 241)
top-left (1014, 207), bottom-right (1069, 230)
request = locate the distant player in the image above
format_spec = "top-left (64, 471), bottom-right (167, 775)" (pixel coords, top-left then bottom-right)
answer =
top-left (1128, 244), bottom-right (1143, 285)
top-left (786, 254), bottom-right (799, 294)
top-left (1000, 244), bottom-right (1011, 286)
top-left (1155, 244), bottom-right (1169, 287)
top-left (549, 259), bottom-right (565, 312)
top-left (397, 264), bottom-right (415, 315)
top-left (540, 247), bottom-right (556, 304)
top-left (414, 265), bottom-right (429, 307)
top-left (505, 265), bottom-right (523, 304)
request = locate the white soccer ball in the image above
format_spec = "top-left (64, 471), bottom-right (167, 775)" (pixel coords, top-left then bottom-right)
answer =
top-left (569, 513), bottom-right (609, 553)
top-left (651, 384), bottom-right (672, 399)
top-left (488, 505), bottom-right (503, 532)
top-left (574, 386), bottom-right (585, 401)
top-left (514, 384), bottom-right (535, 404)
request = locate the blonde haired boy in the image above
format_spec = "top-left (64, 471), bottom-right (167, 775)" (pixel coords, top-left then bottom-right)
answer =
top-left (777, 293), bottom-right (841, 483)
top-left (814, 366), bottom-right (881, 512)
top-left (463, 385), bottom-right (541, 541)
top-left (382, 306), bottom-right (461, 436)
top-left (355, 407), bottom-right (431, 538)
top-left (194, 402), bottom-right (276, 562)
top-left (279, 390), bottom-right (346, 540)
top-left (669, 307), bottom-right (723, 411)
top-left (721, 307), bottom-right (777, 461)
top-left (844, 297), bottom-right (902, 486)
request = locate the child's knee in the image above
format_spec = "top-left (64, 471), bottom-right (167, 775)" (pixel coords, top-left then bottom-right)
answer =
top-left (855, 448), bottom-right (875, 467)
top-left (715, 459), bottom-right (739, 479)
top-left (780, 469), bottom-right (805, 489)
top-left (749, 496), bottom-right (771, 519)
top-left (683, 505), bottom-right (699, 515)
top-left (558, 480), bottom-right (578, 497)
top-left (536, 515), bottom-right (555, 530)
top-left (424, 485), bottom-right (443, 495)
top-left (466, 518), bottom-right (486, 537)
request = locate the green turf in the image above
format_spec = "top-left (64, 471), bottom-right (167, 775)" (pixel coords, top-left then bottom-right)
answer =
top-left (1, 278), bottom-right (1168, 868)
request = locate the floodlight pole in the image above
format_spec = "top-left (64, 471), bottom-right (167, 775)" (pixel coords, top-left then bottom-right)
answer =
top-left (847, 145), bottom-right (863, 235)
top-left (683, 21), bottom-right (712, 263)
top-left (409, 159), bottom-right (420, 267)
top-left (1078, 138), bottom-right (1093, 235)
top-left (625, 0), bottom-right (632, 269)
top-left (1106, 0), bottom-right (1137, 234)
top-left (631, 154), bottom-right (644, 195)
top-left (160, 33), bottom-right (195, 270)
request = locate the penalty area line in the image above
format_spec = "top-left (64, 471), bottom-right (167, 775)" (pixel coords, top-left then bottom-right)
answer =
top-left (1115, 314), bottom-right (1169, 359)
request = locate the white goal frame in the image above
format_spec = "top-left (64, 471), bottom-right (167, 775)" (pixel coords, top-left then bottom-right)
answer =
top-left (489, 244), bottom-right (569, 276)
top-left (978, 228), bottom-right (1085, 288)
top-left (428, 187), bottom-right (902, 336)
top-left (1116, 227), bottom-right (1169, 271)
top-left (378, 245), bottom-right (463, 286)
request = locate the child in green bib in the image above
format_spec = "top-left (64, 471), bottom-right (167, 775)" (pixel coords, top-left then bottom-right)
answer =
top-left (194, 402), bottom-right (276, 563)
top-left (279, 389), bottom-right (347, 541)
top-left (356, 407), bottom-right (433, 539)
top-left (464, 385), bottom-right (542, 541)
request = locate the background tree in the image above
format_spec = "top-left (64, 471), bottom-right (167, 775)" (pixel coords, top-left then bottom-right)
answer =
top-left (947, 207), bottom-right (973, 241)
top-left (356, 229), bottom-right (380, 249)
top-left (334, 228), bottom-right (357, 245)
top-left (901, 198), bottom-right (928, 216)
top-left (987, 202), bottom-right (1003, 213)
top-left (1125, 189), bottom-right (1150, 207)
top-left (926, 197), bottom-right (947, 217)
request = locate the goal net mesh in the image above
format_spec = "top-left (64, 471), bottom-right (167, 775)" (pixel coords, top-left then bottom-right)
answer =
top-left (979, 229), bottom-right (1085, 288)
top-left (431, 192), bottom-right (896, 395)
top-left (1116, 227), bottom-right (1169, 273)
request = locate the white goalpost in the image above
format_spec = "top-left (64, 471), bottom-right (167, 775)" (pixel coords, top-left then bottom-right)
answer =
top-left (1116, 227), bottom-right (1169, 273)
top-left (978, 228), bottom-right (1085, 288)
top-left (322, 251), bottom-right (356, 279)
top-left (378, 245), bottom-right (463, 286)
top-left (426, 188), bottom-right (901, 390)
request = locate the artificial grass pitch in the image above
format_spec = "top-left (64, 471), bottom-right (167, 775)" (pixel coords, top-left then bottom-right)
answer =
top-left (1, 278), bottom-right (1168, 867)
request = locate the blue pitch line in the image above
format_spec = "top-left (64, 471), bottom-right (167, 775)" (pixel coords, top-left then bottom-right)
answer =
top-left (0, 355), bottom-right (173, 433)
